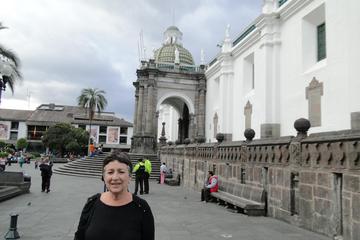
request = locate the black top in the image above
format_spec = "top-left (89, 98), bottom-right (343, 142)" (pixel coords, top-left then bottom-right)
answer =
top-left (84, 196), bottom-right (154, 240)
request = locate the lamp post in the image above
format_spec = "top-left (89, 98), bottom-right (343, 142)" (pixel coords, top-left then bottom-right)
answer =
top-left (0, 60), bottom-right (13, 105)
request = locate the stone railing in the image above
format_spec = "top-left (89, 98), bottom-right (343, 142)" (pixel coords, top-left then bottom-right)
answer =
top-left (159, 119), bottom-right (360, 240)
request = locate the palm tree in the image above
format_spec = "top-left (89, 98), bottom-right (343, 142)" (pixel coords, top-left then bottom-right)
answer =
top-left (0, 22), bottom-right (22, 105)
top-left (77, 88), bottom-right (107, 154)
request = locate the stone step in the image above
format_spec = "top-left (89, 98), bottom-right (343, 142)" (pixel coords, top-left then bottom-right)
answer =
top-left (0, 186), bottom-right (23, 202)
top-left (53, 153), bottom-right (161, 179)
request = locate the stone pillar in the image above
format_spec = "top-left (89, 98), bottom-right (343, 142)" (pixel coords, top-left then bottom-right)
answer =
top-left (188, 113), bottom-right (195, 142)
top-left (133, 89), bottom-right (139, 135)
top-left (178, 118), bottom-right (183, 142)
top-left (351, 112), bottom-right (360, 130)
top-left (259, 14), bottom-right (281, 139)
top-left (197, 88), bottom-right (206, 139)
top-left (159, 122), bottom-right (167, 145)
top-left (136, 86), bottom-right (144, 134)
top-left (154, 111), bottom-right (159, 139)
top-left (145, 84), bottom-right (154, 134)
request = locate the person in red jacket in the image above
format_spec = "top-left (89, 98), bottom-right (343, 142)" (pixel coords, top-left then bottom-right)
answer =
top-left (201, 171), bottom-right (218, 202)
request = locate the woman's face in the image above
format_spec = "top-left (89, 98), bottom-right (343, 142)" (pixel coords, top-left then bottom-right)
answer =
top-left (103, 160), bottom-right (130, 195)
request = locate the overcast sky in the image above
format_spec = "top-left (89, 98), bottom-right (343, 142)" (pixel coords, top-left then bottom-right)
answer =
top-left (0, 0), bottom-right (263, 121)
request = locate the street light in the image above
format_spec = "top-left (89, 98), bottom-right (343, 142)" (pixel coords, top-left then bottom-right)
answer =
top-left (0, 59), bottom-right (13, 105)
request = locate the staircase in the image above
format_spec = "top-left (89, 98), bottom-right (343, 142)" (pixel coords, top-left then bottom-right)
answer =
top-left (53, 153), bottom-right (160, 180)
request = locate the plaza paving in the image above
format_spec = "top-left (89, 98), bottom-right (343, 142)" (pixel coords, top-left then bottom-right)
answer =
top-left (0, 163), bottom-right (330, 240)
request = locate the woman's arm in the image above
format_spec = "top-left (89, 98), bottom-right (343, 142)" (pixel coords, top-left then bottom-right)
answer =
top-left (141, 201), bottom-right (155, 240)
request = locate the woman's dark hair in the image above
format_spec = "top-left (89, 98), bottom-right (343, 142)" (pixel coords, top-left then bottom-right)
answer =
top-left (208, 171), bottom-right (214, 176)
top-left (103, 152), bottom-right (132, 172)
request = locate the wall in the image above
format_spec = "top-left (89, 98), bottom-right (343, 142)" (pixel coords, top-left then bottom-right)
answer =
top-left (204, 0), bottom-right (360, 141)
top-left (160, 126), bottom-right (360, 239)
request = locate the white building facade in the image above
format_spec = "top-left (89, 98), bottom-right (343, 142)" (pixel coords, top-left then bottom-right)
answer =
top-left (205, 0), bottom-right (360, 142)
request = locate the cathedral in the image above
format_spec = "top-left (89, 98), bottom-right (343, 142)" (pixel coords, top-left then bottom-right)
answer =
top-left (132, 0), bottom-right (360, 152)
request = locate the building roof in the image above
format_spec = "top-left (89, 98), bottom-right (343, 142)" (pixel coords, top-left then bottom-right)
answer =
top-left (0, 109), bottom-right (33, 121)
top-left (0, 104), bottom-right (133, 127)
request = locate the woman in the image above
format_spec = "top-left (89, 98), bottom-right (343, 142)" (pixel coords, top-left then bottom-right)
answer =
top-left (74, 152), bottom-right (154, 240)
top-left (160, 162), bottom-right (167, 184)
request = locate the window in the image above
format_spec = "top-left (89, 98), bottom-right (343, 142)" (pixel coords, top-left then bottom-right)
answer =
top-left (99, 126), bottom-right (107, 134)
top-left (27, 125), bottom-right (47, 140)
top-left (78, 124), bottom-right (86, 130)
top-left (317, 23), bottom-right (326, 61)
top-left (120, 127), bottom-right (127, 135)
top-left (278, 0), bottom-right (288, 7)
top-left (243, 53), bottom-right (255, 93)
top-left (302, 4), bottom-right (326, 70)
top-left (99, 135), bottom-right (106, 143)
top-left (119, 137), bottom-right (127, 144)
top-left (11, 122), bottom-right (19, 130)
top-left (10, 132), bottom-right (18, 140)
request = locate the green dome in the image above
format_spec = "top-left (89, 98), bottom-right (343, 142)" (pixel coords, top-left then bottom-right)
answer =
top-left (154, 44), bottom-right (194, 65)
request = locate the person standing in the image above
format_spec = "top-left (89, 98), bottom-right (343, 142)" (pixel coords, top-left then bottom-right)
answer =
top-left (18, 152), bottom-right (25, 168)
top-left (143, 158), bottom-right (152, 194)
top-left (74, 152), bottom-right (154, 240)
top-left (160, 162), bottom-right (167, 184)
top-left (39, 157), bottom-right (53, 193)
top-left (133, 159), bottom-right (146, 195)
top-left (201, 171), bottom-right (218, 202)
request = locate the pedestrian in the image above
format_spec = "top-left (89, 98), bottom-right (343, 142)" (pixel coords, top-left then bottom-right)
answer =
top-left (35, 159), bottom-right (39, 169)
top-left (39, 157), bottom-right (53, 193)
top-left (133, 159), bottom-right (146, 195)
top-left (201, 171), bottom-right (218, 202)
top-left (18, 152), bottom-right (24, 168)
top-left (0, 156), bottom-right (6, 172)
top-left (7, 153), bottom-right (12, 166)
top-left (74, 152), bottom-right (154, 240)
top-left (143, 158), bottom-right (152, 194)
top-left (160, 162), bottom-right (167, 184)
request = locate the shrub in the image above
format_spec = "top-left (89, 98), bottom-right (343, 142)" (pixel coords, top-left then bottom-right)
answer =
top-left (17, 138), bottom-right (28, 150)
top-left (0, 151), bottom-right (8, 158)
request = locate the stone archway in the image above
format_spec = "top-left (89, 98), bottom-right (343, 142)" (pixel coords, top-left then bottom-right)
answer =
top-left (131, 61), bottom-right (206, 154)
top-left (131, 25), bottom-right (206, 154)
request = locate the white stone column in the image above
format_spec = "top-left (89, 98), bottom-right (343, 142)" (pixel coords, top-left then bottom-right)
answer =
top-left (259, 14), bottom-right (281, 138)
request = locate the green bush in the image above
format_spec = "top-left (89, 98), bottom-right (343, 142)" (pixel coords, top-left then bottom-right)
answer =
top-left (17, 138), bottom-right (28, 150)
top-left (0, 141), bottom-right (6, 150)
top-left (0, 151), bottom-right (8, 158)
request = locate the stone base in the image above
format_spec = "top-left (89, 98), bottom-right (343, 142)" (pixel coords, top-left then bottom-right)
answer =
top-left (351, 112), bottom-right (360, 130)
top-left (131, 135), bottom-right (157, 154)
top-left (260, 123), bottom-right (280, 139)
top-left (223, 133), bottom-right (233, 142)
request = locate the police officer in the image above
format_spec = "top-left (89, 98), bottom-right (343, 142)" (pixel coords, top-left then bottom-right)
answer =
top-left (133, 159), bottom-right (146, 195)
top-left (143, 158), bottom-right (152, 194)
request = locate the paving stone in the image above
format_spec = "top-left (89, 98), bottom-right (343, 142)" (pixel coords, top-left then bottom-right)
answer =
top-left (0, 164), bottom-right (330, 240)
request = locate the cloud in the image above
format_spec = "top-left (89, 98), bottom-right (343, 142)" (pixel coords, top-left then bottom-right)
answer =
top-left (0, 0), bottom-right (262, 121)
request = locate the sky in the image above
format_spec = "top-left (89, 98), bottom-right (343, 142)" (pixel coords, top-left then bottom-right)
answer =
top-left (0, 0), bottom-right (263, 121)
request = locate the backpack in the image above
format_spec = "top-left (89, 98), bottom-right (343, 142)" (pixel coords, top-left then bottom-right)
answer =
top-left (137, 164), bottom-right (145, 174)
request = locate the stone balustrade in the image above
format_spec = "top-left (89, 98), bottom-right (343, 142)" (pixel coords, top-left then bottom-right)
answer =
top-left (159, 119), bottom-right (360, 240)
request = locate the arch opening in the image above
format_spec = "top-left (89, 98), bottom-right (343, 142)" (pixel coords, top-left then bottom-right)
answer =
top-left (157, 96), bottom-right (192, 143)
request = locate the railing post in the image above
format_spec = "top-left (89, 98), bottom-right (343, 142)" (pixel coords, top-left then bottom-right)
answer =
top-left (4, 213), bottom-right (20, 239)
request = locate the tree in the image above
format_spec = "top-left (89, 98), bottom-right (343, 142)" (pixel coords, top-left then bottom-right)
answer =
top-left (16, 138), bottom-right (28, 151)
top-left (77, 88), bottom-right (107, 153)
top-left (0, 22), bottom-right (22, 105)
top-left (42, 123), bottom-right (89, 157)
